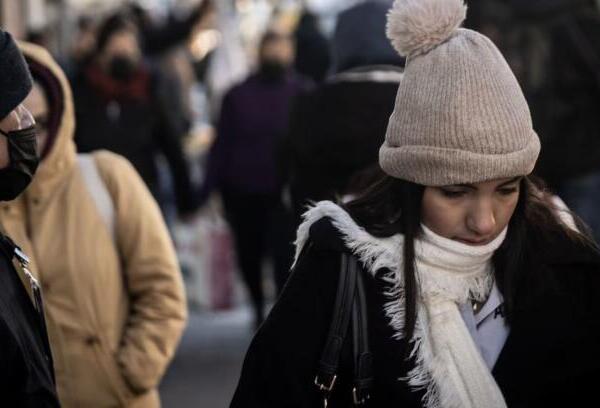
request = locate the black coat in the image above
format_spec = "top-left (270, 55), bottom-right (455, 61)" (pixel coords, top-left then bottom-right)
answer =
top-left (0, 235), bottom-right (59, 407)
top-left (286, 68), bottom-right (400, 225)
top-left (230, 217), bottom-right (600, 408)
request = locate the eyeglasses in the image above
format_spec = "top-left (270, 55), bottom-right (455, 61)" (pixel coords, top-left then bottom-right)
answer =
top-left (0, 104), bottom-right (36, 134)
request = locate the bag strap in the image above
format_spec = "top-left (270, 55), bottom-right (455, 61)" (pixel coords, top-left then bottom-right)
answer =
top-left (315, 253), bottom-right (372, 406)
top-left (352, 268), bottom-right (373, 405)
top-left (315, 254), bottom-right (356, 393)
top-left (77, 153), bottom-right (116, 240)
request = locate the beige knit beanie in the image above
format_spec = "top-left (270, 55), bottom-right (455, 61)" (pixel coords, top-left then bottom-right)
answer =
top-left (379, 0), bottom-right (541, 186)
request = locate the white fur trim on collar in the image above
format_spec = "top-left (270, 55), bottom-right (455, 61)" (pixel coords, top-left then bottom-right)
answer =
top-left (293, 200), bottom-right (402, 274)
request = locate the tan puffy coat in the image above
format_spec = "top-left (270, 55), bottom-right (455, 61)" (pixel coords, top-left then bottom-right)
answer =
top-left (0, 43), bottom-right (187, 407)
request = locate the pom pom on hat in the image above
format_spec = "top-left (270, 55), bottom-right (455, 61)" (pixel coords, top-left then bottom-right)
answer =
top-left (386, 0), bottom-right (467, 57)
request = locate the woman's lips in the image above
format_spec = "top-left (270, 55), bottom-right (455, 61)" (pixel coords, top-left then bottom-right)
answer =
top-left (455, 237), bottom-right (491, 246)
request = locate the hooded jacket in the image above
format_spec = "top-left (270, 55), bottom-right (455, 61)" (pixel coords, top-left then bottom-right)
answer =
top-left (0, 42), bottom-right (187, 408)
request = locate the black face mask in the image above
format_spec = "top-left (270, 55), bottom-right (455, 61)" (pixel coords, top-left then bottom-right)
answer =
top-left (259, 60), bottom-right (287, 82)
top-left (0, 126), bottom-right (39, 201)
top-left (109, 55), bottom-right (136, 82)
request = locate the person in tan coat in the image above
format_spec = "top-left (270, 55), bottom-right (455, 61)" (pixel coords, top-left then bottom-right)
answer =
top-left (0, 41), bottom-right (187, 407)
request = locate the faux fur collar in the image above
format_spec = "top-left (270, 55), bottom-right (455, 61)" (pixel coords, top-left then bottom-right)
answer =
top-left (294, 200), bottom-right (402, 274)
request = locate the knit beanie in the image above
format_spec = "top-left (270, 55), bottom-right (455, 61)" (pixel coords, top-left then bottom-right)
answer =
top-left (379, 0), bottom-right (541, 186)
top-left (0, 29), bottom-right (33, 121)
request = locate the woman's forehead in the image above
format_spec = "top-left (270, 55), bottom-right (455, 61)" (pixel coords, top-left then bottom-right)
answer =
top-left (445, 176), bottom-right (523, 189)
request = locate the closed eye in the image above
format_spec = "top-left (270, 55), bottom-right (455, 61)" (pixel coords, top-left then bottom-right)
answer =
top-left (497, 187), bottom-right (518, 196)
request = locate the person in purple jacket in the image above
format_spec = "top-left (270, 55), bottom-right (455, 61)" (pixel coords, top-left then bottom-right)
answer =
top-left (200, 30), bottom-right (311, 329)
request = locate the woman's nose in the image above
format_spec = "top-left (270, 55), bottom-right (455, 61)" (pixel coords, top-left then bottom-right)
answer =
top-left (466, 201), bottom-right (496, 236)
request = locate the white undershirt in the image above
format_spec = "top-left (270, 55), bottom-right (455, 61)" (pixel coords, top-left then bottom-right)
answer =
top-left (459, 282), bottom-right (510, 370)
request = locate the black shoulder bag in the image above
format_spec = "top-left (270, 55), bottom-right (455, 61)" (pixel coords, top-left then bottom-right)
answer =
top-left (314, 253), bottom-right (373, 407)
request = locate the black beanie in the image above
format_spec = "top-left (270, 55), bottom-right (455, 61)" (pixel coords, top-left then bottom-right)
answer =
top-left (0, 29), bottom-right (33, 120)
top-left (331, 2), bottom-right (405, 74)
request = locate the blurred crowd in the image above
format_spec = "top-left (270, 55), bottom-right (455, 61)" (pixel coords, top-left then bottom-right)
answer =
top-left (1, 0), bottom-right (600, 406)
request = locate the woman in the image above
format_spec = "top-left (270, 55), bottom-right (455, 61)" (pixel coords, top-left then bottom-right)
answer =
top-left (230, 0), bottom-right (600, 407)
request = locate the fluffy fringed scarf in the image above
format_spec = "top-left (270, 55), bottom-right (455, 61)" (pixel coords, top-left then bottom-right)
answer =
top-left (294, 201), bottom-right (508, 408)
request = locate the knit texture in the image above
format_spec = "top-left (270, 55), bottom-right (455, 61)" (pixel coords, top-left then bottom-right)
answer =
top-left (0, 30), bottom-right (33, 120)
top-left (380, 0), bottom-right (540, 186)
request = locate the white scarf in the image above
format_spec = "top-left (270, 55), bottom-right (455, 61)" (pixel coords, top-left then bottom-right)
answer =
top-left (294, 201), bottom-right (508, 408)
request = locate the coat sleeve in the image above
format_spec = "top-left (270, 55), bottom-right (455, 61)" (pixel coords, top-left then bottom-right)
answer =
top-left (230, 241), bottom-right (342, 408)
top-left (94, 151), bottom-right (187, 394)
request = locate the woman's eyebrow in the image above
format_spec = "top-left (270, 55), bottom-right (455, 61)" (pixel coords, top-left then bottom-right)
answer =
top-left (498, 177), bottom-right (522, 188)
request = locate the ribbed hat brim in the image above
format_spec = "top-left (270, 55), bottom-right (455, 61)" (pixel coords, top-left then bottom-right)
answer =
top-left (379, 130), bottom-right (541, 186)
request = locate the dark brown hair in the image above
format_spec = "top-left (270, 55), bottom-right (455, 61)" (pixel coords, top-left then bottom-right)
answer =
top-left (96, 13), bottom-right (139, 54)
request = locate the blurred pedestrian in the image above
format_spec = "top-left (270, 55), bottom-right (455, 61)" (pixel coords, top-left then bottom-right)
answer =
top-left (293, 11), bottom-right (331, 83)
top-left (286, 1), bottom-right (404, 226)
top-left (0, 29), bottom-right (59, 407)
top-left (128, 0), bottom-right (216, 145)
top-left (231, 1), bottom-right (600, 406)
top-left (513, 0), bottom-right (600, 242)
top-left (71, 13), bottom-right (198, 219)
top-left (128, 0), bottom-right (215, 57)
top-left (465, 0), bottom-right (600, 242)
top-left (4, 41), bottom-right (187, 408)
top-left (200, 30), bottom-right (311, 329)
top-left (63, 15), bottom-right (98, 79)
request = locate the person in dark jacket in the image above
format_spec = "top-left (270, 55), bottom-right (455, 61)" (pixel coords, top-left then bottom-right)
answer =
top-left (71, 13), bottom-right (197, 217)
top-left (286, 1), bottom-right (405, 226)
top-left (231, 1), bottom-right (600, 407)
top-left (515, 0), bottom-right (600, 242)
top-left (200, 30), bottom-right (310, 329)
top-left (0, 28), bottom-right (59, 407)
top-left (466, 0), bottom-right (600, 242)
top-left (293, 11), bottom-right (331, 83)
